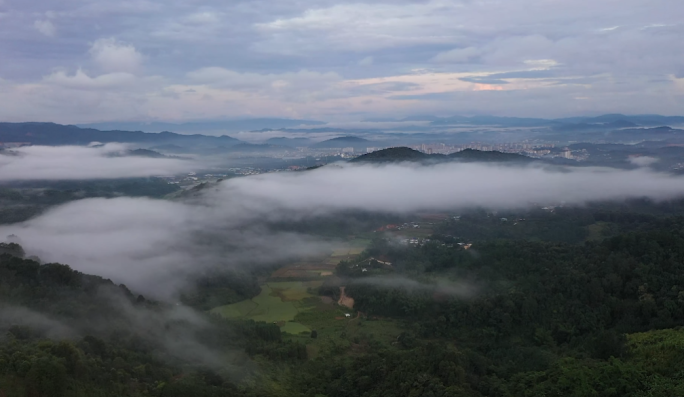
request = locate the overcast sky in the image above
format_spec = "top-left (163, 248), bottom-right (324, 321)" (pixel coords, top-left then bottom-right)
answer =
top-left (0, 0), bottom-right (682, 123)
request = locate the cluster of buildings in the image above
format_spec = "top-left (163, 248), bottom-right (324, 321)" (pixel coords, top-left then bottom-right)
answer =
top-left (375, 222), bottom-right (423, 232)
top-left (409, 142), bottom-right (557, 155)
top-left (223, 140), bottom-right (591, 162)
top-left (405, 141), bottom-right (590, 161)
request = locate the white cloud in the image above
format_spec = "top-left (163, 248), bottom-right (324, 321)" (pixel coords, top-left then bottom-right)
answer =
top-left (33, 19), bottom-right (55, 36)
top-left (7, 161), bottom-right (684, 298)
top-left (89, 38), bottom-right (144, 74)
top-left (0, 144), bottom-right (195, 181)
top-left (629, 156), bottom-right (659, 167)
top-left (213, 162), bottom-right (684, 214)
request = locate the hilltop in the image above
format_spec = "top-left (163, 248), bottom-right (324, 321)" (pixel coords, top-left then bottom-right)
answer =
top-left (350, 147), bottom-right (428, 162)
top-left (351, 147), bottom-right (534, 163)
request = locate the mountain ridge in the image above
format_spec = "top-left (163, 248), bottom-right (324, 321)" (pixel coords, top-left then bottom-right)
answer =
top-left (0, 122), bottom-right (242, 146)
top-left (351, 147), bottom-right (535, 163)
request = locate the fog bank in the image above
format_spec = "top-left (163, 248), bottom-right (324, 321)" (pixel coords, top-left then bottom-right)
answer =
top-left (5, 161), bottom-right (684, 297)
top-left (0, 144), bottom-right (195, 180)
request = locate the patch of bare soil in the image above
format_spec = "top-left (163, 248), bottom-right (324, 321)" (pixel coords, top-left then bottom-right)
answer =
top-left (338, 286), bottom-right (355, 309)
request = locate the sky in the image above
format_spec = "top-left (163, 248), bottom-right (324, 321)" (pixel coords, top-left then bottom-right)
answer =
top-left (0, 0), bottom-right (682, 123)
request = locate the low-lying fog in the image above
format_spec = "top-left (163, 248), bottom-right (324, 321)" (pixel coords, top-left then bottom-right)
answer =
top-left (0, 144), bottom-right (196, 180)
top-left (4, 146), bottom-right (684, 298)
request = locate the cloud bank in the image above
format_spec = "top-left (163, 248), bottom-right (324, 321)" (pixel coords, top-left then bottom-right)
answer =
top-left (0, 144), bottom-right (195, 180)
top-left (5, 161), bottom-right (684, 298)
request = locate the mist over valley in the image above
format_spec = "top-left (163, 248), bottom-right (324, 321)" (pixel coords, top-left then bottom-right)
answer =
top-left (2, 0), bottom-right (684, 395)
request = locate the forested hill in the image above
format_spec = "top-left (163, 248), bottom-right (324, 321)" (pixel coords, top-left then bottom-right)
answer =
top-left (350, 147), bottom-right (428, 162)
top-left (7, 210), bottom-right (684, 395)
top-left (351, 147), bottom-right (534, 163)
top-left (448, 148), bottom-right (534, 162)
top-left (0, 122), bottom-right (242, 146)
top-left (0, 247), bottom-right (304, 397)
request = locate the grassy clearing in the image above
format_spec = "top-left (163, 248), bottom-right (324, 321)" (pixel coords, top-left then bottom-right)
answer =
top-left (288, 306), bottom-right (405, 359)
top-left (209, 285), bottom-right (298, 323)
top-left (248, 286), bottom-right (299, 323)
top-left (281, 322), bottom-right (311, 335)
top-left (209, 299), bottom-right (257, 318)
top-left (294, 301), bottom-right (402, 345)
top-left (210, 282), bottom-right (320, 334)
top-left (269, 281), bottom-right (314, 301)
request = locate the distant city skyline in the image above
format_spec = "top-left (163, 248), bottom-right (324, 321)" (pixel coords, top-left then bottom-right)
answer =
top-left (0, 0), bottom-right (682, 123)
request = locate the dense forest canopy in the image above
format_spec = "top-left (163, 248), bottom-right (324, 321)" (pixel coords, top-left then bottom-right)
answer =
top-left (3, 196), bottom-right (684, 396)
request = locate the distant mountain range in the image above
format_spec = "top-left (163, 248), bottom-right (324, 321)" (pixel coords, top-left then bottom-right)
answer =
top-left (555, 114), bottom-right (684, 126)
top-left (0, 122), bottom-right (241, 147)
top-left (2, 113), bottom-right (684, 151)
top-left (363, 114), bottom-right (684, 128)
top-left (606, 126), bottom-right (684, 140)
top-left (0, 122), bottom-right (381, 154)
top-left (77, 118), bottom-right (326, 134)
top-left (309, 136), bottom-right (371, 149)
top-left (264, 137), bottom-right (313, 147)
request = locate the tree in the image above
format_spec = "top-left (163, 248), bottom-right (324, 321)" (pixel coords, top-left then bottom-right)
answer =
top-left (25, 357), bottom-right (67, 397)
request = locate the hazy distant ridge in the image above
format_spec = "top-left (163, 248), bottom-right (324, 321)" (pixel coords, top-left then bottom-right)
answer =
top-left (0, 122), bottom-right (241, 146)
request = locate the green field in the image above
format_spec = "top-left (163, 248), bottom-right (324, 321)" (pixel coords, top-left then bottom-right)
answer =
top-left (331, 238), bottom-right (371, 257)
top-left (210, 282), bottom-right (316, 334)
top-left (281, 321), bottom-right (311, 335)
top-left (270, 281), bottom-right (316, 301)
top-left (211, 299), bottom-right (258, 318)
top-left (287, 305), bottom-right (404, 359)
